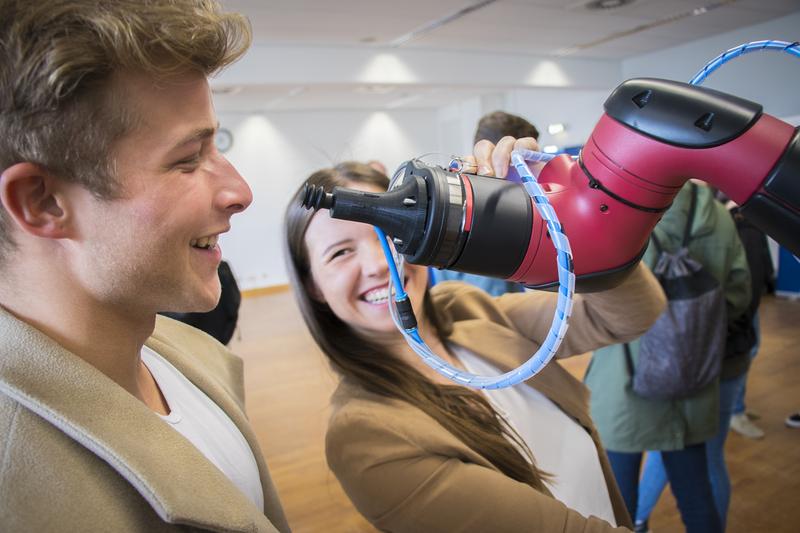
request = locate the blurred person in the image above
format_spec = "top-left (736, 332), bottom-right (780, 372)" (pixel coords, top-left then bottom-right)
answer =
top-left (473, 110), bottom-right (541, 147)
top-left (366, 159), bottom-right (388, 175)
top-left (585, 182), bottom-right (750, 533)
top-left (725, 203), bottom-right (773, 440)
top-left (633, 191), bottom-right (774, 531)
top-left (0, 1), bottom-right (289, 530)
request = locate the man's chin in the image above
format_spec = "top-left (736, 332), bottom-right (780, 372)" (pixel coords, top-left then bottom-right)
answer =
top-left (192, 299), bottom-right (219, 314)
top-left (173, 286), bottom-right (221, 314)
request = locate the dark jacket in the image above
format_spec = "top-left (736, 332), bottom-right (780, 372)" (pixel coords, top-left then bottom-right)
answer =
top-left (721, 209), bottom-right (774, 379)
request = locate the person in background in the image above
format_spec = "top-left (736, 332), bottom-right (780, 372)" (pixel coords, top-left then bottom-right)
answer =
top-left (0, 1), bottom-right (288, 530)
top-left (430, 110), bottom-right (540, 296)
top-left (284, 148), bottom-right (667, 532)
top-left (584, 182), bottom-right (750, 533)
top-left (367, 159), bottom-right (389, 175)
top-left (632, 191), bottom-right (774, 532)
top-left (725, 201), bottom-right (773, 440)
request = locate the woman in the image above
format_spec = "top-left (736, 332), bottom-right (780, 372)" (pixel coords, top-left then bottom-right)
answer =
top-left (284, 143), bottom-right (666, 532)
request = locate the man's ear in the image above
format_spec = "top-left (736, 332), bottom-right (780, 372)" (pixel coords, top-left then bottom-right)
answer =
top-left (0, 162), bottom-right (71, 239)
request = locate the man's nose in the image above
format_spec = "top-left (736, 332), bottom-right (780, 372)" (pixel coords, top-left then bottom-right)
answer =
top-left (214, 155), bottom-right (253, 214)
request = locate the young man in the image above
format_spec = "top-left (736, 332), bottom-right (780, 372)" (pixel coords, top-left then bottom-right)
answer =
top-left (0, 1), bottom-right (289, 531)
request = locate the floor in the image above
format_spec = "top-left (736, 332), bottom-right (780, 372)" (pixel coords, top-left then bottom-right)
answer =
top-left (229, 291), bottom-right (800, 532)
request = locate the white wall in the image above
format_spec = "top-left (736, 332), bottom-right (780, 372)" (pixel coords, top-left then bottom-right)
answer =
top-left (435, 87), bottom-right (614, 155)
top-left (217, 109), bottom-right (439, 290)
top-left (622, 11), bottom-right (800, 118)
top-left (436, 96), bottom-right (484, 156)
top-left (505, 88), bottom-right (612, 149)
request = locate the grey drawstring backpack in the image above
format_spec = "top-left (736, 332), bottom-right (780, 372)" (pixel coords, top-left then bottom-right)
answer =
top-left (624, 184), bottom-right (726, 400)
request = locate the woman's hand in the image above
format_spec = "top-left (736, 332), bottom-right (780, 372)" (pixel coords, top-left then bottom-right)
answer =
top-left (462, 136), bottom-right (540, 179)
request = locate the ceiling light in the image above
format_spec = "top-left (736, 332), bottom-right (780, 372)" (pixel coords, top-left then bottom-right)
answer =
top-left (553, 46), bottom-right (579, 57)
top-left (547, 123), bottom-right (566, 135)
top-left (355, 85), bottom-right (396, 95)
top-left (543, 145), bottom-right (559, 154)
top-left (262, 87), bottom-right (306, 110)
top-left (211, 86), bottom-right (242, 96)
top-left (584, 0), bottom-right (636, 10)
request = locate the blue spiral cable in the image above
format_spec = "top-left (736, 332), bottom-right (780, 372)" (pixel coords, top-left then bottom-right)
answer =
top-left (692, 39), bottom-right (800, 264)
top-left (690, 40), bottom-right (800, 85)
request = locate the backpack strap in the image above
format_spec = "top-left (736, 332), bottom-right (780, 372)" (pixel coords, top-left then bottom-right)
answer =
top-left (650, 183), bottom-right (698, 255)
top-left (682, 182), bottom-right (698, 247)
top-left (623, 342), bottom-right (635, 378)
top-left (650, 231), bottom-right (663, 255)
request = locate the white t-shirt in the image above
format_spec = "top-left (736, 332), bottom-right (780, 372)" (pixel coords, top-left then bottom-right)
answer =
top-left (141, 346), bottom-right (264, 511)
top-left (455, 346), bottom-right (616, 526)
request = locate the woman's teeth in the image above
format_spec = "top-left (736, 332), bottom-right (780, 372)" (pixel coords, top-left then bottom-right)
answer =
top-left (363, 286), bottom-right (389, 304)
top-left (190, 235), bottom-right (218, 249)
top-left (363, 277), bottom-right (411, 304)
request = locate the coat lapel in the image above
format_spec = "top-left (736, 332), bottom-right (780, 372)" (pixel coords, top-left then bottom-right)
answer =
top-left (0, 308), bottom-right (281, 532)
top-left (145, 328), bottom-right (290, 532)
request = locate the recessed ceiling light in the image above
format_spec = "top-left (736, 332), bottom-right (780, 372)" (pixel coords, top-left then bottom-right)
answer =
top-left (211, 86), bottom-right (242, 96)
top-left (355, 85), bottom-right (396, 95)
top-left (584, 0), bottom-right (636, 9)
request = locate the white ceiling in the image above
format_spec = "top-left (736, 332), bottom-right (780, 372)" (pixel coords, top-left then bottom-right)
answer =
top-left (224, 0), bottom-right (797, 58)
top-left (214, 0), bottom-right (800, 111)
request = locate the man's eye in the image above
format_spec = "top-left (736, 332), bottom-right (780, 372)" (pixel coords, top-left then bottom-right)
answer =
top-left (173, 155), bottom-right (201, 172)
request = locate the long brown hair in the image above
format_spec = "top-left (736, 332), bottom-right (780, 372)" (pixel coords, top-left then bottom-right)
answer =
top-left (284, 161), bottom-right (549, 491)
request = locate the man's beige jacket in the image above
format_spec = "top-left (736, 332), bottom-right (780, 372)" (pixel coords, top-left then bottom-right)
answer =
top-left (0, 309), bottom-right (290, 532)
